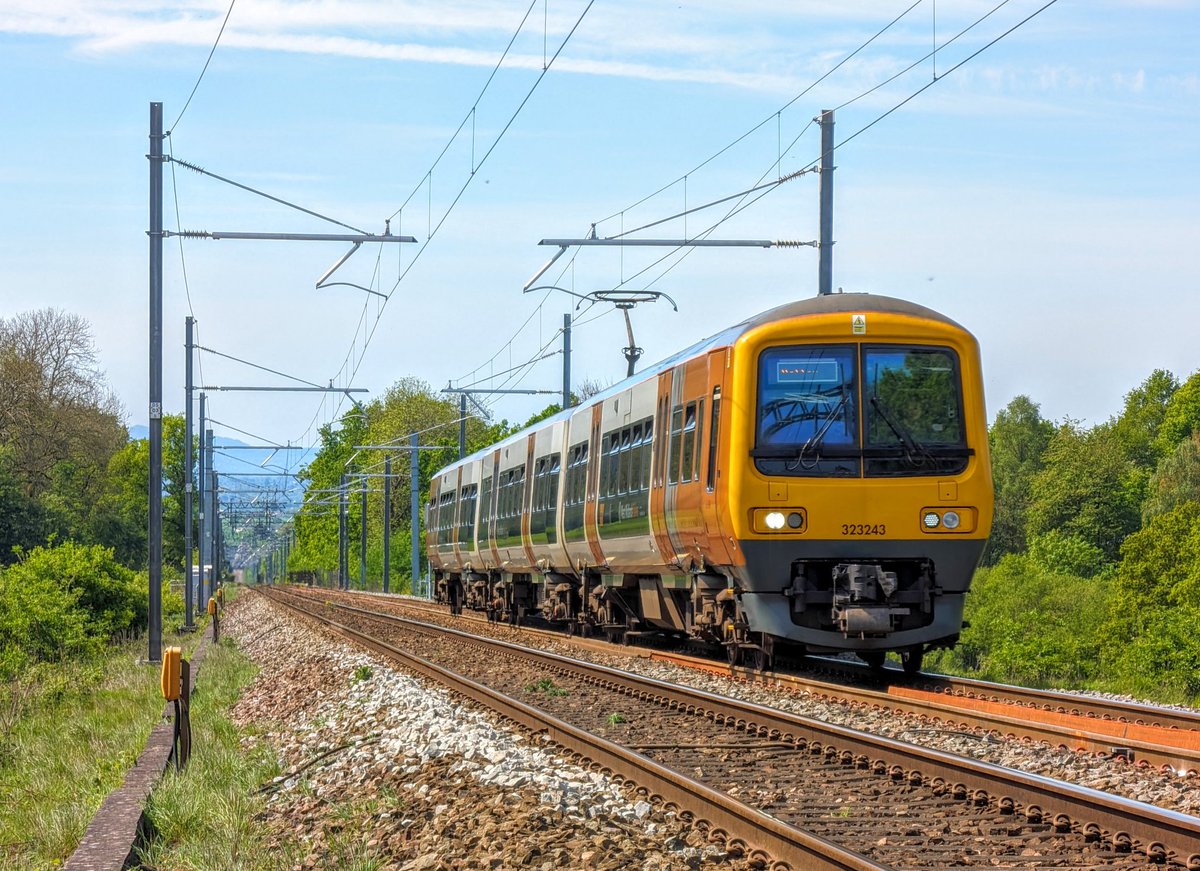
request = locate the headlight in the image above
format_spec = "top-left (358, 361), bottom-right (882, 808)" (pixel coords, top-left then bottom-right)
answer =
top-left (752, 508), bottom-right (808, 534)
top-left (920, 507), bottom-right (976, 533)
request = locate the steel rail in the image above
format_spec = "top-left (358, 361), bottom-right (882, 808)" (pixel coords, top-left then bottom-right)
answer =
top-left (311, 593), bottom-right (1200, 869)
top-left (335, 591), bottom-right (1200, 772)
top-left (807, 656), bottom-right (1200, 733)
top-left (259, 588), bottom-right (885, 871)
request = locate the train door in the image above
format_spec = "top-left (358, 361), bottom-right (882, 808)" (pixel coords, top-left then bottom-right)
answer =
top-left (648, 371), bottom-right (677, 566)
top-left (520, 435), bottom-right (537, 568)
top-left (483, 450), bottom-right (501, 569)
top-left (450, 466), bottom-right (464, 569)
top-left (699, 348), bottom-right (734, 566)
top-left (666, 357), bottom-right (710, 568)
top-left (583, 404), bottom-right (606, 566)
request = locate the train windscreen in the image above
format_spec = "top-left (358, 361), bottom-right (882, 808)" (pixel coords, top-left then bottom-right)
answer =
top-left (754, 344), bottom-right (969, 477)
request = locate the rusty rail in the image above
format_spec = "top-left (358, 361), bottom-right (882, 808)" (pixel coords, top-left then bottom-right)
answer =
top-left (299, 591), bottom-right (1200, 870)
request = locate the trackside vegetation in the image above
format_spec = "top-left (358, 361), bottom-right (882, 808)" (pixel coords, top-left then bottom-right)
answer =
top-left (929, 370), bottom-right (1200, 702)
top-left (0, 624), bottom-right (202, 868)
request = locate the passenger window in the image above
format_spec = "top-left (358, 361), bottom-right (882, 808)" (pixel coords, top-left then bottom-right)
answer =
top-left (681, 402), bottom-right (697, 483)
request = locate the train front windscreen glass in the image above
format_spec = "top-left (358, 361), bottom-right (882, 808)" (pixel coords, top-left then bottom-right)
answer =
top-left (755, 344), bottom-right (969, 477)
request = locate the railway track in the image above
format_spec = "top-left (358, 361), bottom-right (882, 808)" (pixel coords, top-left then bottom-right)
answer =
top-left (262, 586), bottom-right (1200, 869)
top-left (331, 588), bottom-right (1200, 775)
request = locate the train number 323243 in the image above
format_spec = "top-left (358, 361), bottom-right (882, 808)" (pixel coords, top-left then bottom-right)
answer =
top-left (842, 523), bottom-right (886, 536)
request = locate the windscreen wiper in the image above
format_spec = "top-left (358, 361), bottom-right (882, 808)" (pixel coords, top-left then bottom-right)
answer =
top-left (793, 391), bottom-right (849, 467)
top-left (869, 395), bottom-right (932, 466)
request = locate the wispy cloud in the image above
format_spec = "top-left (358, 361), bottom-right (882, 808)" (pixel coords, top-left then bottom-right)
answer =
top-left (2, 0), bottom-right (1192, 105)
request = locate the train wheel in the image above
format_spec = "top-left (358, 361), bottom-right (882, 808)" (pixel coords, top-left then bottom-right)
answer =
top-left (566, 620), bottom-right (576, 637)
top-left (860, 651), bottom-right (887, 671)
top-left (750, 645), bottom-right (772, 673)
top-left (726, 642), bottom-right (742, 667)
top-left (900, 646), bottom-right (924, 675)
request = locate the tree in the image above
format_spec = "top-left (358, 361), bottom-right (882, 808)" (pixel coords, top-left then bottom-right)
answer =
top-left (1112, 369), bottom-right (1178, 469)
top-left (0, 308), bottom-right (124, 500)
top-left (936, 554), bottom-right (1108, 687)
top-left (1027, 530), bottom-right (1111, 578)
top-left (982, 396), bottom-right (1053, 563)
top-left (0, 451), bottom-right (48, 565)
top-left (1143, 432), bottom-right (1200, 522)
top-left (1025, 422), bottom-right (1141, 562)
top-left (1155, 371), bottom-right (1200, 459)
top-left (90, 438), bottom-right (150, 568)
top-left (1102, 502), bottom-right (1200, 701)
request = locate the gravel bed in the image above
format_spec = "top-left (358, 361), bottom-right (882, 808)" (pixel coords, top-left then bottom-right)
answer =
top-left (225, 593), bottom-right (760, 870)
top-left (351, 593), bottom-right (1200, 818)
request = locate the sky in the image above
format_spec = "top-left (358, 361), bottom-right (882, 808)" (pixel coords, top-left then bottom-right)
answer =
top-left (1, 0), bottom-right (1198, 471)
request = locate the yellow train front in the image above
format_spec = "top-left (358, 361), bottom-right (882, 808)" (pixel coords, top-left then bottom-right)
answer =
top-left (426, 293), bottom-right (992, 673)
top-left (718, 294), bottom-right (992, 673)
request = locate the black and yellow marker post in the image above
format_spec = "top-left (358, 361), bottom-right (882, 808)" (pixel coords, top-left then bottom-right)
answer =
top-left (207, 597), bottom-right (219, 643)
top-left (160, 646), bottom-right (192, 770)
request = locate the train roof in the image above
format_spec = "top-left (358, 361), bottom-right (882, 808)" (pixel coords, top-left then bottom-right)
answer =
top-left (432, 293), bottom-right (966, 482)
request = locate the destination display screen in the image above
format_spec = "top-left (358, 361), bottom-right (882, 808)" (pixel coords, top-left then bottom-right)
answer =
top-left (775, 359), bottom-right (840, 385)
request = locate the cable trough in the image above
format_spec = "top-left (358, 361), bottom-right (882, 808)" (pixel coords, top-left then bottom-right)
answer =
top-left (262, 587), bottom-right (1200, 869)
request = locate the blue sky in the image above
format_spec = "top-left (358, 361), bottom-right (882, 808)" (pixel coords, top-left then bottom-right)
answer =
top-left (1, 0), bottom-right (1197, 462)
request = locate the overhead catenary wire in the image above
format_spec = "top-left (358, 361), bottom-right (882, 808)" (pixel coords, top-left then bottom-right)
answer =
top-left (169, 0), bottom-right (237, 134)
top-left (593, 0), bottom-right (1062, 296)
top-left (317, 1), bottom-right (597, 434)
top-left (596, 0), bottom-right (925, 227)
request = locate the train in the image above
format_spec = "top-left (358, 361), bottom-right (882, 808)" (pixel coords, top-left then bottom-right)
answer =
top-left (426, 292), bottom-right (993, 673)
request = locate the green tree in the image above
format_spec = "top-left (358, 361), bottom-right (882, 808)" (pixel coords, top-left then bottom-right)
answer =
top-left (940, 554), bottom-right (1108, 687)
top-left (1111, 369), bottom-right (1178, 469)
top-left (1027, 530), bottom-right (1111, 578)
top-left (982, 396), bottom-right (1053, 563)
top-left (289, 378), bottom-right (514, 586)
top-left (1025, 422), bottom-right (1141, 562)
top-left (0, 451), bottom-right (48, 565)
top-left (1102, 502), bottom-right (1200, 701)
top-left (90, 438), bottom-right (150, 567)
top-left (1143, 433), bottom-right (1200, 522)
top-left (1155, 370), bottom-right (1200, 459)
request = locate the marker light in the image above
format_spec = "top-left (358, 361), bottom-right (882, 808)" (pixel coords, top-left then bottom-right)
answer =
top-left (787, 512), bottom-right (805, 529)
top-left (923, 512), bottom-right (940, 529)
top-left (942, 511), bottom-right (961, 530)
top-left (765, 511), bottom-right (786, 530)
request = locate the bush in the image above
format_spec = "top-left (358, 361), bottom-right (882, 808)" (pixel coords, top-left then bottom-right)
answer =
top-left (938, 554), bottom-right (1109, 687)
top-left (0, 569), bottom-right (93, 680)
top-left (0, 542), bottom-right (148, 680)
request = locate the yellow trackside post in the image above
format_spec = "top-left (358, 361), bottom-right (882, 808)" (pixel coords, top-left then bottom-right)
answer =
top-left (160, 646), bottom-right (181, 701)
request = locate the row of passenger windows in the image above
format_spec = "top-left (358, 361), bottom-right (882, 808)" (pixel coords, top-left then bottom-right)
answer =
top-left (531, 453), bottom-right (562, 513)
top-left (430, 386), bottom-right (723, 537)
top-left (599, 416), bottom-right (654, 498)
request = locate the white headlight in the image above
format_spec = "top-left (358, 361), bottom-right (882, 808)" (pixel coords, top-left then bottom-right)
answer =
top-left (765, 511), bottom-right (786, 530)
top-left (942, 510), bottom-right (960, 530)
top-left (923, 512), bottom-right (940, 529)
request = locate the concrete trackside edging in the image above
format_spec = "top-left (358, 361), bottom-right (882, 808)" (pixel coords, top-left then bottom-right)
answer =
top-left (62, 631), bottom-right (213, 871)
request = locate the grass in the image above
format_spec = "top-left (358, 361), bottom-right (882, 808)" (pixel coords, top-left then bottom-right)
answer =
top-left (136, 636), bottom-right (281, 870)
top-left (524, 677), bottom-right (569, 698)
top-left (0, 620), bottom-right (206, 870)
top-left (139, 589), bottom-right (395, 871)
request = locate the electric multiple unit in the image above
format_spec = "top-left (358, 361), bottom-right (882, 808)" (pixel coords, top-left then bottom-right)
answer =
top-left (427, 293), bottom-right (992, 672)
